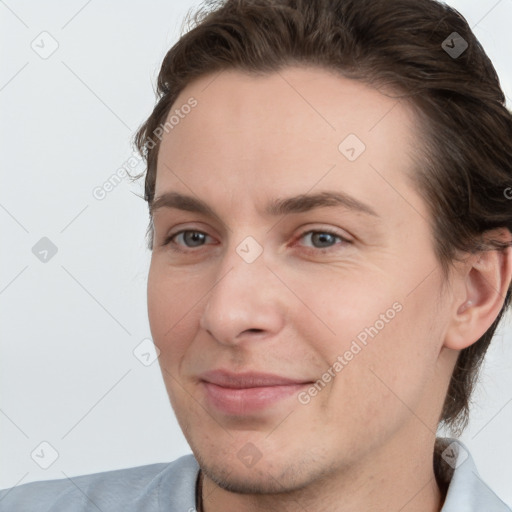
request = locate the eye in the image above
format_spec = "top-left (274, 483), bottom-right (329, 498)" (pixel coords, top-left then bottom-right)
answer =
top-left (161, 228), bottom-right (349, 253)
top-left (298, 230), bottom-right (348, 250)
top-left (164, 230), bottom-right (214, 249)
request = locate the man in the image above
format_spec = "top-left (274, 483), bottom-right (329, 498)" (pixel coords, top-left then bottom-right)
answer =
top-left (1, 0), bottom-right (511, 510)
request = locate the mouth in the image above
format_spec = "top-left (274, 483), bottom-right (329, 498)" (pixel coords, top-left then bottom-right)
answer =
top-left (199, 369), bottom-right (313, 415)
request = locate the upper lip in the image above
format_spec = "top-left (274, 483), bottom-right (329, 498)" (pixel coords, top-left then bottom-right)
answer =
top-left (200, 369), bottom-right (311, 389)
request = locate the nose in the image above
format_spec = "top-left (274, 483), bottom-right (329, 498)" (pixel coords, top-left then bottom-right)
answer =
top-left (199, 251), bottom-right (286, 346)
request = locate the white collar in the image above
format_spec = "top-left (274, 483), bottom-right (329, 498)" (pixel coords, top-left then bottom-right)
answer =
top-left (436, 437), bottom-right (510, 511)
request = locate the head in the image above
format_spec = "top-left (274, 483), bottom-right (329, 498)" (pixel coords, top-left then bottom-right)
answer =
top-left (132, 0), bottom-right (512, 494)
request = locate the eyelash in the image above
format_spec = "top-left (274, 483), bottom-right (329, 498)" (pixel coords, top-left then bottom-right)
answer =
top-left (161, 228), bottom-right (350, 253)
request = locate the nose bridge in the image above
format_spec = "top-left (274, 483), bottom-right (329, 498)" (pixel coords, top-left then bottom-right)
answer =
top-left (199, 241), bottom-right (284, 343)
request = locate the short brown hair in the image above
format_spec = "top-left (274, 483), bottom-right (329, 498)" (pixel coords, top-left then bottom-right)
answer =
top-left (132, 0), bottom-right (512, 434)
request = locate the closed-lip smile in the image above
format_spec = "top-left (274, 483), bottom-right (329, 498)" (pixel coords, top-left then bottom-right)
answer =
top-left (199, 369), bottom-right (313, 415)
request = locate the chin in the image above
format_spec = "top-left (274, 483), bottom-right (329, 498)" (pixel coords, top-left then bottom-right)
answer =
top-left (191, 442), bottom-right (326, 496)
top-left (201, 459), bottom-right (312, 495)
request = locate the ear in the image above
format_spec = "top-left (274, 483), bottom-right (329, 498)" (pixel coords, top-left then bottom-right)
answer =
top-left (444, 229), bottom-right (512, 350)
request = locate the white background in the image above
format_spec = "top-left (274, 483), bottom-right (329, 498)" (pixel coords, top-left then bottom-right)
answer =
top-left (1, 0), bottom-right (511, 506)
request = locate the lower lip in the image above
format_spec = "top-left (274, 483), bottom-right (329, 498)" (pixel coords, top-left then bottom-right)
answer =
top-left (202, 381), bottom-right (308, 415)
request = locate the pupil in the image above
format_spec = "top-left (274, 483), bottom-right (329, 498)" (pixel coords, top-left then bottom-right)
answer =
top-left (185, 231), bottom-right (205, 246)
top-left (312, 233), bottom-right (335, 247)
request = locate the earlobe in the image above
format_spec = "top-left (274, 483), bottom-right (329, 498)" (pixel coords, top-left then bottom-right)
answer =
top-left (444, 240), bottom-right (512, 351)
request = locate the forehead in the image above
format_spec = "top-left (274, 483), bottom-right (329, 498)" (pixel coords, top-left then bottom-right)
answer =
top-left (154, 66), bottom-right (424, 220)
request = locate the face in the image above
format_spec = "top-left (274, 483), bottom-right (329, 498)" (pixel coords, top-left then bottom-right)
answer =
top-left (147, 66), bottom-right (455, 493)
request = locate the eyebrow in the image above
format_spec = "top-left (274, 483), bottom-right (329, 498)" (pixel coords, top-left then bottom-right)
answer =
top-left (149, 190), bottom-right (379, 219)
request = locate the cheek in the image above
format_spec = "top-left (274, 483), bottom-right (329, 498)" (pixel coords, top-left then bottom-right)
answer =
top-left (289, 266), bottom-right (442, 430)
top-left (333, 286), bottom-right (443, 425)
top-left (285, 266), bottom-right (399, 354)
top-left (147, 265), bottom-right (209, 419)
top-left (147, 262), bottom-right (205, 367)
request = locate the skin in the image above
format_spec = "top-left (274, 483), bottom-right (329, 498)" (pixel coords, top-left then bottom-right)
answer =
top-left (147, 66), bottom-right (512, 512)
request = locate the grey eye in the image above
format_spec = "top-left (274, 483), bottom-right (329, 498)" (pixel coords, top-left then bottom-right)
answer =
top-left (304, 232), bottom-right (341, 248)
top-left (178, 231), bottom-right (208, 247)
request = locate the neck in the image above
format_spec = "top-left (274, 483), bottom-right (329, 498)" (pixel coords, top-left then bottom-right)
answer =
top-left (199, 433), bottom-right (446, 512)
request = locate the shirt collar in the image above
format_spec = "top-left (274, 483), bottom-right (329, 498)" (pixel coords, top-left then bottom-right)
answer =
top-left (435, 437), bottom-right (511, 511)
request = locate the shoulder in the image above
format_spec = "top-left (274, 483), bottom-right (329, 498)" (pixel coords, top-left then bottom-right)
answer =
top-left (0, 454), bottom-right (199, 512)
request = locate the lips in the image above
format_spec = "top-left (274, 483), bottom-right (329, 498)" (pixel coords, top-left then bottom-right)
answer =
top-left (199, 369), bottom-right (312, 415)
top-left (200, 369), bottom-right (311, 388)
